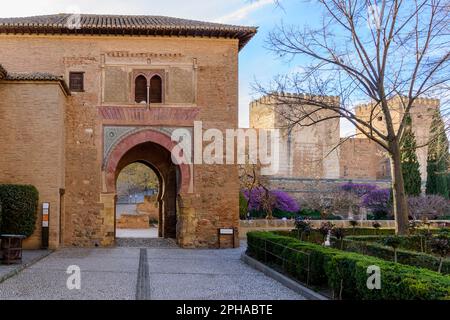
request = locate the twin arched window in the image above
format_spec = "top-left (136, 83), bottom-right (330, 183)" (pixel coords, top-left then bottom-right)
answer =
top-left (134, 74), bottom-right (162, 104)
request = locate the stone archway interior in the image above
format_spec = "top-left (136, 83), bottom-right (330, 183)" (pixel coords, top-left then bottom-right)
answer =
top-left (114, 141), bottom-right (178, 239)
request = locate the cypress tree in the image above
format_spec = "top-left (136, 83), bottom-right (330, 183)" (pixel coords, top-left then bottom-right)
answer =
top-left (425, 109), bottom-right (449, 198)
top-left (400, 116), bottom-right (422, 196)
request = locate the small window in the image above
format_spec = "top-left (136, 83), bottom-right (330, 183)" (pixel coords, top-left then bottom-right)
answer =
top-left (135, 75), bottom-right (147, 103)
top-left (377, 116), bottom-right (383, 121)
top-left (149, 75), bottom-right (162, 103)
top-left (69, 72), bottom-right (84, 92)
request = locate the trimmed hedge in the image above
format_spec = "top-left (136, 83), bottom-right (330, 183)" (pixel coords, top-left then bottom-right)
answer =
top-left (336, 236), bottom-right (450, 274)
top-left (345, 235), bottom-right (429, 252)
top-left (0, 184), bottom-right (39, 237)
top-left (247, 231), bottom-right (450, 300)
top-left (276, 227), bottom-right (395, 244)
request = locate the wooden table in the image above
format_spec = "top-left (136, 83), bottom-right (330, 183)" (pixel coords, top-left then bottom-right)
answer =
top-left (1, 234), bottom-right (26, 265)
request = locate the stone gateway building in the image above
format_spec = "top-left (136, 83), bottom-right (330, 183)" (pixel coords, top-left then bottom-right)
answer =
top-left (0, 14), bottom-right (256, 249)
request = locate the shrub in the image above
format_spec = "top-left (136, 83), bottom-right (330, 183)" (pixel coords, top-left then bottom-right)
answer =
top-left (383, 236), bottom-right (402, 263)
top-left (318, 222), bottom-right (334, 241)
top-left (247, 231), bottom-right (450, 300)
top-left (298, 208), bottom-right (321, 219)
top-left (372, 221), bottom-right (381, 231)
top-left (294, 217), bottom-right (312, 241)
top-left (0, 184), bottom-right (39, 237)
top-left (239, 192), bottom-right (248, 219)
top-left (429, 235), bottom-right (450, 273)
top-left (331, 228), bottom-right (346, 249)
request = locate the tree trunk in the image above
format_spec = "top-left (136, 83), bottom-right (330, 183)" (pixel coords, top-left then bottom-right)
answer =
top-left (389, 142), bottom-right (410, 235)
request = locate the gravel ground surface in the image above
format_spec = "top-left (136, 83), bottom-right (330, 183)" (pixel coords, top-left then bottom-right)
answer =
top-left (0, 250), bottom-right (51, 282)
top-left (0, 243), bottom-right (305, 300)
top-left (116, 228), bottom-right (158, 238)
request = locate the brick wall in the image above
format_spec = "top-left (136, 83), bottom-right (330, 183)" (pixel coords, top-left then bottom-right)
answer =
top-left (0, 82), bottom-right (66, 249)
top-left (339, 138), bottom-right (390, 180)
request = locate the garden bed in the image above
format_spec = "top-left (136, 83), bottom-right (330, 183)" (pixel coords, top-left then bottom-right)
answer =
top-left (247, 231), bottom-right (450, 300)
top-left (278, 227), bottom-right (450, 274)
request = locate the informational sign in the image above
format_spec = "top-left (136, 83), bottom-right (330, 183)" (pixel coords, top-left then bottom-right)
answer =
top-left (42, 202), bottom-right (50, 249)
top-left (218, 228), bottom-right (236, 249)
top-left (42, 203), bottom-right (49, 227)
top-left (219, 228), bottom-right (234, 235)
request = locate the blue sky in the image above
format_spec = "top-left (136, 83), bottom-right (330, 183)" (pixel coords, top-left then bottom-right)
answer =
top-left (0, 0), bottom-right (353, 135)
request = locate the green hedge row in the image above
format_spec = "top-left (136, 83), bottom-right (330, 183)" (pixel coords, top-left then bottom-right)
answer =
top-left (0, 184), bottom-right (39, 237)
top-left (336, 237), bottom-right (450, 274)
top-left (276, 227), bottom-right (395, 244)
top-left (345, 235), bottom-right (430, 252)
top-left (247, 231), bottom-right (450, 300)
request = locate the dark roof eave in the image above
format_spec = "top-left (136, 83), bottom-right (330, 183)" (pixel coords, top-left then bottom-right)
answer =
top-left (2, 73), bottom-right (70, 96)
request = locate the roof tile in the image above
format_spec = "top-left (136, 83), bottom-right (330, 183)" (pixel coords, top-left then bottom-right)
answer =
top-left (0, 14), bottom-right (257, 49)
top-left (1, 71), bottom-right (70, 95)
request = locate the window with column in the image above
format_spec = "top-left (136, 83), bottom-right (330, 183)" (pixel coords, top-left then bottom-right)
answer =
top-left (133, 72), bottom-right (163, 104)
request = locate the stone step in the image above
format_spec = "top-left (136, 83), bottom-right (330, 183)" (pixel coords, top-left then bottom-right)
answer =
top-left (115, 237), bottom-right (178, 248)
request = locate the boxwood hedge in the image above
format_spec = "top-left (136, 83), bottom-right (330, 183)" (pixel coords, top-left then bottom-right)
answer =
top-left (246, 231), bottom-right (450, 300)
top-left (0, 184), bottom-right (39, 237)
top-left (336, 237), bottom-right (450, 275)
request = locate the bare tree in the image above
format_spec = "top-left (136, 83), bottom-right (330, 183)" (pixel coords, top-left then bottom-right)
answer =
top-left (256, 0), bottom-right (450, 234)
top-left (239, 162), bottom-right (276, 219)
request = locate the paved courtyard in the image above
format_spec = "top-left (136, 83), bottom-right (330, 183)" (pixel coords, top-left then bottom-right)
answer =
top-left (116, 228), bottom-right (158, 238)
top-left (0, 243), bottom-right (305, 300)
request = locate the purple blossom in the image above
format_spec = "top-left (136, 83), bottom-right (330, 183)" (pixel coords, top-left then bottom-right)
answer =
top-left (271, 190), bottom-right (300, 212)
top-left (340, 182), bottom-right (378, 197)
top-left (242, 188), bottom-right (299, 213)
top-left (362, 188), bottom-right (392, 213)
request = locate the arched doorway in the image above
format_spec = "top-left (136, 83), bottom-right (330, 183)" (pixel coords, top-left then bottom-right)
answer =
top-left (115, 162), bottom-right (160, 238)
top-left (103, 129), bottom-right (191, 244)
top-left (113, 141), bottom-right (178, 238)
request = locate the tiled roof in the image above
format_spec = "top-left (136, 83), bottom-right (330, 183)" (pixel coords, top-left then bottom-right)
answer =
top-left (0, 14), bottom-right (257, 50)
top-left (0, 69), bottom-right (70, 95)
top-left (5, 72), bottom-right (64, 81)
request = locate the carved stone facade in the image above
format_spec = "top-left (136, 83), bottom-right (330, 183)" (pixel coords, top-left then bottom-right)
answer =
top-left (0, 14), bottom-right (256, 249)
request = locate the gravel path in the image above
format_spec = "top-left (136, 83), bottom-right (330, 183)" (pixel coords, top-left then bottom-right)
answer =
top-left (0, 244), bottom-right (305, 300)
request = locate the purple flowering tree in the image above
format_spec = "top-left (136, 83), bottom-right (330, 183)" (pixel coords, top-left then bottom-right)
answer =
top-left (362, 189), bottom-right (392, 218)
top-left (243, 187), bottom-right (299, 217)
top-left (340, 182), bottom-right (377, 197)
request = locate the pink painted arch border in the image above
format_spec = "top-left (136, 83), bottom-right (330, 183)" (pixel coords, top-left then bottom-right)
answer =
top-left (104, 129), bottom-right (191, 193)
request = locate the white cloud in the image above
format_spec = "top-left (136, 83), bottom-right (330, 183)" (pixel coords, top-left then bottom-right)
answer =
top-left (215, 0), bottom-right (274, 24)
